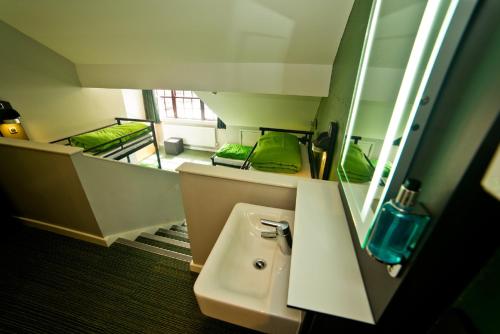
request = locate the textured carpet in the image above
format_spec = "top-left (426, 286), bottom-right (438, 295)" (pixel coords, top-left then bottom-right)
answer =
top-left (0, 225), bottom-right (257, 334)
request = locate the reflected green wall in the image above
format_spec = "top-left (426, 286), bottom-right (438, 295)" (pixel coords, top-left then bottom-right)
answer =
top-left (313, 0), bottom-right (373, 180)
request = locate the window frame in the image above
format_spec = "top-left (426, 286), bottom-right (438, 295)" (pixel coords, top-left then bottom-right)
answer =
top-left (155, 90), bottom-right (216, 122)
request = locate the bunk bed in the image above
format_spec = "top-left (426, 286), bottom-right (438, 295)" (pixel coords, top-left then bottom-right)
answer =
top-left (51, 117), bottom-right (162, 169)
top-left (211, 123), bottom-right (339, 179)
top-left (341, 135), bottom-right (393, 185)
top-left (211, 127), bottom-right (316, 178)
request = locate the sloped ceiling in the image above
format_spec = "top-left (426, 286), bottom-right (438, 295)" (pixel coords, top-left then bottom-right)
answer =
top-left (196, 91), bottom-right (320, 130)
top-left (0, 0), bottom-right (354, 96)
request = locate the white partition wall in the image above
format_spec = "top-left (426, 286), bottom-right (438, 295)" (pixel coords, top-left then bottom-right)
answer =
top-left (72, 154), bottom-right (185, 238)
top-left (0, 138), bottom-right (185, 245)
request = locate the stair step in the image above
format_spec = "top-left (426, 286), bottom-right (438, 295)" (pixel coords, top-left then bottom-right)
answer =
top-left (114, 238), bottom-right (192, 262)
top-left (156, 228), bottom-right (189, 242)
top-left (170, 225), bottom-right (188, 233)
top-left (136, 235), bottom-right (191, 256)
top-left (139, 232), bottom-right (190, 249)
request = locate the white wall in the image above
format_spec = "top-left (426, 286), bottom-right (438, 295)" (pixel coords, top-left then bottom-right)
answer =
top-left (1, 0), bottom-right (354, 96)
top-left (73, 154), bottom-right (185, 237)
top-left (197, 91), bottom-right (320, 130)
top-left (216, 126), bottom-right (261, 147)
top-left (0, 22), bottom-right (126, 143)
top-left (162, 123), bottom-right (217, 149)
top-left (121, 89), bottom-right (146, 119)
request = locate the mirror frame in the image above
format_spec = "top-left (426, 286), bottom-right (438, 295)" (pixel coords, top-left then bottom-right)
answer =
top-left (338, 0), bottom-right (478, 247)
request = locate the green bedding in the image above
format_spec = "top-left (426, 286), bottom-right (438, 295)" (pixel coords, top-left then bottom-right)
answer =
top-left (370, 159), bottom-right (392, 178)
top-left (342, 144), bottom-right (375, 183)
top-left (70, 122), bottom-right (149, 153)
top-left (250, 132), bottom-right (302, 173)
top-left (215, 143), bottom-right (253, 160)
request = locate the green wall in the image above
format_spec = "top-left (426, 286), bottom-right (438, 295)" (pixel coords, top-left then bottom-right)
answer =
top-left (313, 0), bottom-right (373, 180)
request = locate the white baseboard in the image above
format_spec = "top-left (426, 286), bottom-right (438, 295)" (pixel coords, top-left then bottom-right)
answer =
top-left (190, 260), bottom-right (203, 273)
top-left (184, 145), bottom-right (217, 152)
top-left (15, 216), bottom-right (108, 246)
top-left (15, 216), bottom-right (186, 248)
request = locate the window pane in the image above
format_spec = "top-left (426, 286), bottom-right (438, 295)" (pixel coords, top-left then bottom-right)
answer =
top-left (154, 89), bottom-right (216, 121)
top-left (175, 98), bottom-right (186, 118)
top-left (157, 90), bottom-right (169, 98)
top-left (174, 96), bottom-right (202, 120)
top-left (154, 89), bottom-right (175, 120)
top-left (192, 100), bottom-right (202, 119)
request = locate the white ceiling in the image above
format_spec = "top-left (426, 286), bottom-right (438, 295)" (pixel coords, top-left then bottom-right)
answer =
top-left (0, 0), bottom-right (354, 96)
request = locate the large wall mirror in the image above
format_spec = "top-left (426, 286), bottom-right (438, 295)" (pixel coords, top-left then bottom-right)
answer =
top-left (338, 0), bottom-right (477, 247)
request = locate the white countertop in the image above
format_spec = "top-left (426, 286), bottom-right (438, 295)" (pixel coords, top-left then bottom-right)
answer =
top-left (288, 179), bottom-right (374, 324)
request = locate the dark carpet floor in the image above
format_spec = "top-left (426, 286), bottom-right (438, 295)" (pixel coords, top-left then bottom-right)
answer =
top-left (0, 223), bottom-right (257, 334)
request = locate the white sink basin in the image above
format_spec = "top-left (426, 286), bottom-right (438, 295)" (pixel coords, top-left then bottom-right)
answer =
top-left (194, 203), bottom-right (303, 333)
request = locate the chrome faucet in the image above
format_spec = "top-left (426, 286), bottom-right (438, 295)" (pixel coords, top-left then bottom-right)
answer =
top-left (260, 219), bottom-right (293, 255)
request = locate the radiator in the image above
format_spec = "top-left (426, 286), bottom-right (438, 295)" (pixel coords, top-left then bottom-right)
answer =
top-left (162, 124), bottom-right (216, 148)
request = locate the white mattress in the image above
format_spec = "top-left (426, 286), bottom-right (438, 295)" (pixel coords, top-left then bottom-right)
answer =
top-left (214, 143), bottom-right (311, 178)
top-left (212, 155), bottom-right (246, 167)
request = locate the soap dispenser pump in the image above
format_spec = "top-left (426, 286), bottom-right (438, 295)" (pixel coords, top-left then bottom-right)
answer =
top-left (367, 178), bottom-right (430, 265)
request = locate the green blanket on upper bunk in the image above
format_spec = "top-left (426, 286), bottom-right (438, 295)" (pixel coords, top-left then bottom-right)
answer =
top-left (342, 144), bottom-right (374, 183)
top-left (216, 143), bottom-right (254, 160)
top-left (341, 144), bottom-right (392, 183)
top-left (250, 132), bottom-right (302, 173)
top-left (70, 122), bottom-right (149, 153)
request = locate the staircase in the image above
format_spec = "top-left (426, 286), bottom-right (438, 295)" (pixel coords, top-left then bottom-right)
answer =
top-left (114, 221), bottom-right (192, 263)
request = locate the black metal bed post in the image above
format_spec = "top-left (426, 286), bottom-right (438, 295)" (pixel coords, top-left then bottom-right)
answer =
top-left (322, 122), bottom-right (339, 180)
top-left (117, 118), bottom-right (131, 163)
top-left (307, 133), bottom-right (317, 178)
top-left (150, 122), bottom-right (162, 169)
top-left (241, 143), bottom-right (258, 170)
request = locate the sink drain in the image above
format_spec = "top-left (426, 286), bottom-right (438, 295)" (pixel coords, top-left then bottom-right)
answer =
top-left (253, 259), bottom-right (267, 270)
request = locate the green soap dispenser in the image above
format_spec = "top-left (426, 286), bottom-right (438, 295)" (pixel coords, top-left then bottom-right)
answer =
top-left (367, 179), bottom-right (430, 265)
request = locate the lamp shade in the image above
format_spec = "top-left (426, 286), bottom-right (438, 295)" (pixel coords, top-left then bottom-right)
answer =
top-left (0, 101), bottom-right (21, 121)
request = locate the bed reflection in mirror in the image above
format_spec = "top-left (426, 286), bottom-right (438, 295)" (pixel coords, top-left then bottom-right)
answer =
top-left (338, 0), bottom-right (470, 247)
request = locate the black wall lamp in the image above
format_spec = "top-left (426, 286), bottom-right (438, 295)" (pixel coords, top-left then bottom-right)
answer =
top-left (0, 101), bottom-right (21, 123)
top-left (0, 100), bottom-right (29, 139)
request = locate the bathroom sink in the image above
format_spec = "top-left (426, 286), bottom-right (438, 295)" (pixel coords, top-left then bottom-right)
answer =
top-left (194, 203), bottom-right (303, 333)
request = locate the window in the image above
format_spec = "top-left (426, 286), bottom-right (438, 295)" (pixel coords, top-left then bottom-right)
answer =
top-left (154, 90), bottom-right (217, 121)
